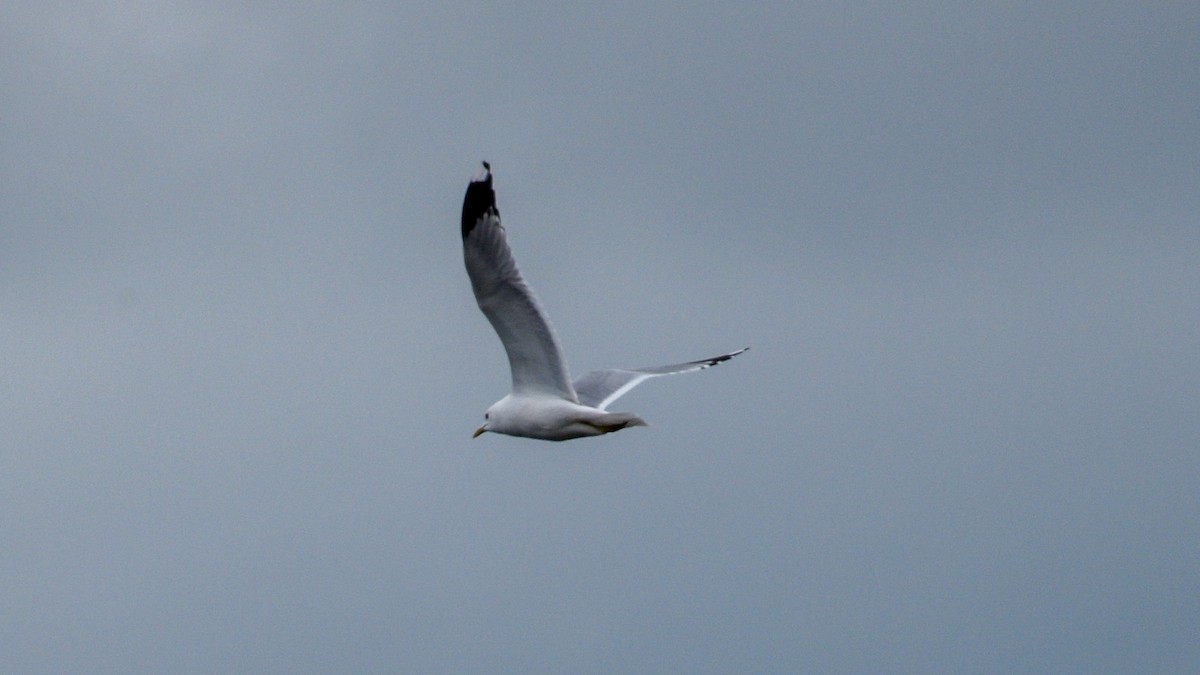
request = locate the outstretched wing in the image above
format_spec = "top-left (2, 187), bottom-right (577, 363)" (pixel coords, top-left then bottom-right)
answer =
top-left (461, 164), bottom-right (578, 401)
top-left (573, 347), bottom-right (748, 410)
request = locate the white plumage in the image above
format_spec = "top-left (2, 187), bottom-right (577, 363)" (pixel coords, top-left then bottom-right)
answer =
top-left (461, 162), bottom-right (746, 441)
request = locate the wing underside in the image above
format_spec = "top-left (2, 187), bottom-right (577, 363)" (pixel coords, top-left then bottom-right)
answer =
top-left (573, 347), bottom-right (749, 410)
top-left (462, 169), bottom-right (577, 401)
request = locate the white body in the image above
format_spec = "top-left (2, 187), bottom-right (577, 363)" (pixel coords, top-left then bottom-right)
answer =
top-left (481, 395), bottom-right (646, 441)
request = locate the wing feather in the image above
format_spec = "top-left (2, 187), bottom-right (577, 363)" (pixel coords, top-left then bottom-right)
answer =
top-left (462, 167), bottom-right (577, 401)
top-left (573, 348), bottom-right (748, 410)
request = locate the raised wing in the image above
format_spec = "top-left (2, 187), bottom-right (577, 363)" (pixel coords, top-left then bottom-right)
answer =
top-left (573, 347), bottom-right (748, 410)
top-left (462, 164), bottom-right (578, 401)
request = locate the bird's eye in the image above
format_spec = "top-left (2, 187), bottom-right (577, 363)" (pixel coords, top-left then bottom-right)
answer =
top-left (484, 412), bottom-right (489, 419)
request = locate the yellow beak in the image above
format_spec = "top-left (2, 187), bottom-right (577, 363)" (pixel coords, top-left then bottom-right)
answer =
top-left (472, 426), bottom-right (487, 438)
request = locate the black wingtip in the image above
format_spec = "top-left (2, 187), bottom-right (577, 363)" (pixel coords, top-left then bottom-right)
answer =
top-left (705, 347), bottom-right (749, 367)
top-left (461, 161), bottom-right (496, 240)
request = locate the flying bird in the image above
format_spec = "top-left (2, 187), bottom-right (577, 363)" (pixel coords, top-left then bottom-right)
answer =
top-left (462, 162), bottom-right (747, 441)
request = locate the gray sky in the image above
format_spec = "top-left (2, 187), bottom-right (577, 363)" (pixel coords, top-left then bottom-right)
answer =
top-left (3, 2), bottom-right (1198, 672)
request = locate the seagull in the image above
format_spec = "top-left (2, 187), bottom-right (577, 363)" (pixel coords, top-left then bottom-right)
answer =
top-left (462, 162), bottom-right (747, 441)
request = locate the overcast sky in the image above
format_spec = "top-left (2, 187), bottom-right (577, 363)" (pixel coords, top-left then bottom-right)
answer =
top-left (2, 3), bottom-right (1197, 672)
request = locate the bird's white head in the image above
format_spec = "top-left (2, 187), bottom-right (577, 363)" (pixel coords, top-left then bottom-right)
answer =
top-left (472, 409), bottom-right (491, 438)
